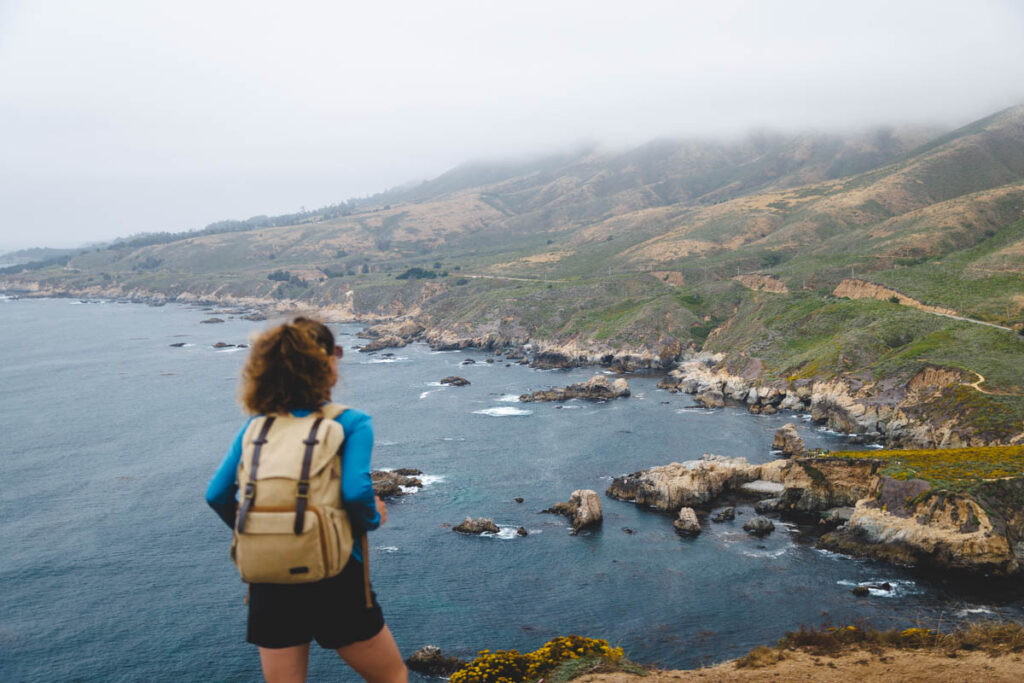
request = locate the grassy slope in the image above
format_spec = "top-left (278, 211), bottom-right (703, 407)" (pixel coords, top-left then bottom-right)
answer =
top-left (5, 106), bottom-right (1024, 439)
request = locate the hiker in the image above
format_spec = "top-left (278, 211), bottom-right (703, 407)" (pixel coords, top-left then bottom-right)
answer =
top-left (206, 317), bottom-right (407, 683)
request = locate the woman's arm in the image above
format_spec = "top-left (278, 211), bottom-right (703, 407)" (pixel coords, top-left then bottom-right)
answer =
top-left (205, 418), bottom-right (253, 528)
top-left (339, 410), bottom-right (381, 532)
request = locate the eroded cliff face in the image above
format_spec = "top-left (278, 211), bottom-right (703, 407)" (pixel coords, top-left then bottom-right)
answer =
top-left (832, 278), bottom-right (958, 316)
top-left (659, 357), bottom-right (1012, 448)
top-left (777, 458), bottom-right (880, 515)
top-left (820, 477), bottom-right (1024, 577)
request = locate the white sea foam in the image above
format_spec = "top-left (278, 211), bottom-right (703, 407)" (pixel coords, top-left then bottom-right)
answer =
top-left (496, 394), bottom-right (521, 402)
top-left (865, 443), bottom-right (885, 449)
top-left (374, 546), bottom-right (399, 553)
top-left (482, 526), bottom-right (524, 540)
top-left (473, 406), bottom-right (532, 417)
top-left (377, 441), bottom-right (398, 447)
top-left (955, 607), bottom-right (995, 617)
top-left (419, 388), bottom-right (444, 399)
top-left (676, 407), bottom-right (714, 414)
top-left (425, 381), bottom-right (444, 387)
top-left (740, 547), bottom-right (789, 559)
top-left (836, 578), bottom-right (921, 598)
top-left (418, 474), bottom-right (445, 487)
top-left (216, 347), bottom-right (245, 353)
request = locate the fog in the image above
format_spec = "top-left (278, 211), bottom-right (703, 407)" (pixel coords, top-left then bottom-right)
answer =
top-left (1, 0), bottom-right (1023, 251)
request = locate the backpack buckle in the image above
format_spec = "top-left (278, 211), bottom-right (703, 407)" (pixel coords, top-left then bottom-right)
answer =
top-left (296, 481), bottom-right (310, 498)
top-left (244, 483), bottom-right (255, 499)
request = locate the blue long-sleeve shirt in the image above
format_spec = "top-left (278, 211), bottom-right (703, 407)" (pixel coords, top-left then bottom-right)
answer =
top-left (205, 408), bottom-right (379, 562)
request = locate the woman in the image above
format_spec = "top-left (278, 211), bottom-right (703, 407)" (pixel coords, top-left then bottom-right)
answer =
top-left (206, 317), bottom-right (407, 683)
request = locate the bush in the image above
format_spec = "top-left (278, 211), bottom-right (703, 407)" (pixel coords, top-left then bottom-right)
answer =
top-left (396, 267), bottom-right (437, 280)
top-left (449, 636), bottom-right (625, 683)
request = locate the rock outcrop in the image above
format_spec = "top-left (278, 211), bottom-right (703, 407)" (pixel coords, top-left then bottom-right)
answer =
top-left (674, 507), bottom-right (702, 537)
top-left (453, 517), bottom-right (500, 534)
top-left (520, 375), bottom-right (630, 402)
top-left (405, 646), bottom-right (465, 676)
top-left (606, 455), bottom-right (787, 512)
top-left (819, 476), bottom-right (1024, 577)
top-left (440, 376), bottom-right (470, 386)
top-left (772, 424), bottom-right (806, 456)
top-left (371, 469), bottom-right (423, 498)
top-left (712, 507), bottom-right (736, 522)
top-left (544, 489), bottom-right (603, 534)
top-left (359, 335), bottom-right (407, 352)
top-left (743, 516), bottom-right (775, 536)
top-left (777, 458), bottom-right (878, 517)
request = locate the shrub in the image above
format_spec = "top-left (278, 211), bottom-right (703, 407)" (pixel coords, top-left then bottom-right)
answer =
top-left (449, 636), bottom-right (625, 683)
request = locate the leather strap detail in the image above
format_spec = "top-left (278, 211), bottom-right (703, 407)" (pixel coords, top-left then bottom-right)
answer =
top-left (293, 417), bottom-right (324, 535)
top-left (236, 416), bottom-right (275, 533)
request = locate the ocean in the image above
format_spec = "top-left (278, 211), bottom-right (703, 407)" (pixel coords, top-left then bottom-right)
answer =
top-left (1, 296), bottom-right (1021, 682)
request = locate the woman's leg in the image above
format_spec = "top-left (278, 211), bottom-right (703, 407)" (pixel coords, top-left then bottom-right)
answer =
top-left (258, 643), bottom-right (310, 683)
top-left (335, 625), bottom-right (408, 683)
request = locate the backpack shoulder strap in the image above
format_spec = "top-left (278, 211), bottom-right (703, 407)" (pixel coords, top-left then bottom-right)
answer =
top-left (317, 402), bottom-right (349, 421)
top-left (236, 416), bottom-right (275, 533)
top-left (293, 416), bottom-right (325, 535)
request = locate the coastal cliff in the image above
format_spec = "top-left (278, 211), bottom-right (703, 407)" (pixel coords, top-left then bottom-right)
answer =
top-left (606, 449), bottom-right (1024, 580)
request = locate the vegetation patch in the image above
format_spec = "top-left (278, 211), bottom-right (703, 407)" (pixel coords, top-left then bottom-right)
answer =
top-left (765, 621), bottom-right (1024, 659)
top-left (823, 446), bottom-right (1024, 492)
top-left (449, 635), bottom-right (640, 683)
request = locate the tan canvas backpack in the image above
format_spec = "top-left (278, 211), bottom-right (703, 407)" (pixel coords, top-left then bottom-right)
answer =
top-left (232, 403), bottom-right (359, 586)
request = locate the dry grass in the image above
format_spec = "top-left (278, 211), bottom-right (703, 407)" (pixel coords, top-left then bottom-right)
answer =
top-left (758, 620), bottom-right (1024, 663)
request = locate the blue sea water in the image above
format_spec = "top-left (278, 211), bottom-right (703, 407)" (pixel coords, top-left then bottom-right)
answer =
top-left (1, 297), bottom-right (1021, 682)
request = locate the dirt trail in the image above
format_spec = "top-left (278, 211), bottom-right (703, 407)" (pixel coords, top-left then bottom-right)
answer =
top-left (965, 371), bottom-right (1024, 397)
top-left (578, 648), bottom-right (1024, 682)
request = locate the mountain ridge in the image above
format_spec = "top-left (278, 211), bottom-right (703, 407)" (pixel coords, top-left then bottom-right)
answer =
top-left (4, 104), bottom-right (1024, 445)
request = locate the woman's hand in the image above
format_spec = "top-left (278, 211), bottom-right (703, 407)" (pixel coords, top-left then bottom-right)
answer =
top-left (375, 495), bottom-right (388, 525)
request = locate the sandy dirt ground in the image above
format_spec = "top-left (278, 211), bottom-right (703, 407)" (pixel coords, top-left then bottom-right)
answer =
top-left (575, 648), bottom-right (1024, 682)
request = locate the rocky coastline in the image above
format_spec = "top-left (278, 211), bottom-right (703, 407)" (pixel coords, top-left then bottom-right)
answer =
top-left (6, 284), bottom-right (1014, 449)
top-left (605, 450), bottom-right (1024, 583)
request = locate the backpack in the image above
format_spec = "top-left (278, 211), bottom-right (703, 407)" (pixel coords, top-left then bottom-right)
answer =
top-left (231, 403), bottom-right (355, 584)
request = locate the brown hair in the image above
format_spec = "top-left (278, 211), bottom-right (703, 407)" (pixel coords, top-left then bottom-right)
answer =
top-left (240, 317), bottom-right (336, 414)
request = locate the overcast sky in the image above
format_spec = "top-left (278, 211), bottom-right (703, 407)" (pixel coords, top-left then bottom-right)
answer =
top-left (1, 0), bottom-right (1023, 251)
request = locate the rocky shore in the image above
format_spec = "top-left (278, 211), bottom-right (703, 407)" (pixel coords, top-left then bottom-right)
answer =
top-left (657, 355), bottom-right (1013, 449)
top-left (6, 284), bottom-right (1013, 449)
top-left (606, 452), bottom-right (1024, 581)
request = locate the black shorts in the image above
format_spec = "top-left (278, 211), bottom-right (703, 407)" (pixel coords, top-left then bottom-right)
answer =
top-left (247, 555), bottom-right (385, 649)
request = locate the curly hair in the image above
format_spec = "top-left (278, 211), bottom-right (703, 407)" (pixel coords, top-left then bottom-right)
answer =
top-left (239, 317), bottom-right (336, 414)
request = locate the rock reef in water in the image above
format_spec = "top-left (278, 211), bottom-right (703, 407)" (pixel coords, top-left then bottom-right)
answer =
top-left (519, 375), bottom-right (630, 402)
top-left (544, 489), bottom-right (603, 534)
top-left (743, 516), bottom-right (775, 536)
top-left (606, 455), bottom-right (786, 511)
top-left (371, 469), bottom-right (423, 498)
top-left (405, 646), bottom-right (465, 677)
top-left (440, 376), bottom-right (470, 386)
top-left (359, 335), bottom-right (407, 352)
top-left (712, 506), bottom-right (735, 522)
top-left (453, 517), bottom-right (500, 534)
top-left (674, 507), bottom-right (702, 537)
top-left (772, 423), bottom-right (806, 456)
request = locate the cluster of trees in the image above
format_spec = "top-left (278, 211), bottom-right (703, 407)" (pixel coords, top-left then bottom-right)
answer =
top-left (267, 270), bottom-right (308, 287)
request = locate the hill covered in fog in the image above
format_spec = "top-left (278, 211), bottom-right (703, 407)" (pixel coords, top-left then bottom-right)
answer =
top-left (4, 104), bottom-right (1024, 445)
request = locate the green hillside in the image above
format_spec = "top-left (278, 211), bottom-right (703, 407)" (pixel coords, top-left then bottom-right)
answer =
top-left (3, 106), bottom-right (1024, 443)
